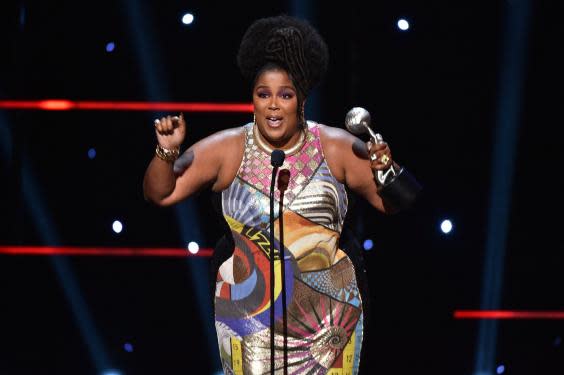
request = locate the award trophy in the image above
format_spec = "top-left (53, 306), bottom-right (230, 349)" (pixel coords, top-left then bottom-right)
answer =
top-left (345, 107), bottom-right (422, 210)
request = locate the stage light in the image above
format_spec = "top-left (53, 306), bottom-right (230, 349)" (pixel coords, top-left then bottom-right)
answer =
top-left (496, 365), bottom-right (505, 374)
top-left (112, 220), bottom-right (123, 234)
top-left (363, 239), bottom-right (374, 251)
top-left (440, 219), bottom-right (453, 234)
top-left (0, 246), bottom-right (215, 257)
top-left (38, 100), bottom-right (73, 110)
top-left (88, 148), bottom-right (96, 159)
top-left (101, 370), bottom-right (122, 375)
top-left (105, 42), bottom-right (115, 53)
top-left (397, 19), bottom-right (410, 31)
top-left (0, 100), bottom-right (253, 112)
top-left (123, 342), bottom-right (134, 352)
top-left (182, 13), bottom-right (194, 25)
top-left (19, 5), bottom-right (26, 27)
top-left (187, 241), bottom-right (199, 254)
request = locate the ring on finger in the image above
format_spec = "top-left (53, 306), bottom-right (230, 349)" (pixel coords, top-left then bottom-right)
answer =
top-left (379, 154), bottom-right (390, 164)
top-left (370, 153), bottom-right (377, 161)
top-left (154, 119), bottom-right (161, 127)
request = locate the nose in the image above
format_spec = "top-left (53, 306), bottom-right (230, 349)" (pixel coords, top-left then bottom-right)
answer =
top-left (268, 96), bottom-right (279, 110)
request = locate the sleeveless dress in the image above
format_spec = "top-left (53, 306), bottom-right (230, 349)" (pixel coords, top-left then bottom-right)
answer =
top-left (214, 121), bottom-right (364, 374)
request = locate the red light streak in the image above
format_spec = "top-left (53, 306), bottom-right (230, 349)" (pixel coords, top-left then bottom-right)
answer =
top-left (0, 246), bottom-right (213, 257)
top-left (3, 247), bottom-right (564, 320)
top-left (454, 310), bottom-right (564, 320)
top-left (0, 100), bottom-right (253, 113)
top-left (38, 100), bottom-right (75, 110)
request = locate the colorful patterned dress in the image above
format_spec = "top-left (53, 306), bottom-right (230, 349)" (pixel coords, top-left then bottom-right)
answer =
top-left (215, 121), bottom-right (364, 374)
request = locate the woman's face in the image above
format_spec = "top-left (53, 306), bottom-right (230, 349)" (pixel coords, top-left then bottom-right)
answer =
top-left (253, 68), bottom-right (301, 149)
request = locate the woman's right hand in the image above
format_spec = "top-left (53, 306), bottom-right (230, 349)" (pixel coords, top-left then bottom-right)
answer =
top-left (154, 113), bottom-right (186, 149)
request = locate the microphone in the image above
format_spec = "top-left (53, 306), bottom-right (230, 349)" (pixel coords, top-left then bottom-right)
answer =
top-left (269, 150), bottom-right (285, 374)
top-left (277, 169), bottom-right (290, 192)
top-left (345, 107), bottom-right (422, 210)
top-left (277, 168), bottom-right (290, 374)
top-left (271, 149), bottom-right (285, 168)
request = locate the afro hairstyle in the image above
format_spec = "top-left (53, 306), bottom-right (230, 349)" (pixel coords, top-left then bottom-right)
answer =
top-left (237, 15), bottom-right (329, 99)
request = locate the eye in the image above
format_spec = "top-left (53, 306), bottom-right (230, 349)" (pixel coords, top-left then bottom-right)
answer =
top-left (256, 91), bottom-right (270, 98)
top-left (280, 92), bottom-right (295, 100)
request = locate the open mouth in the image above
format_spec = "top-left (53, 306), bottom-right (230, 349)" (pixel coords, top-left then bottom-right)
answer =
top-left (266, 116), bottom-right (283, 128)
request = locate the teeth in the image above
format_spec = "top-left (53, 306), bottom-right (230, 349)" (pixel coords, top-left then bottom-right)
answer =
top-left (266, 117), bottom-right (282, 127)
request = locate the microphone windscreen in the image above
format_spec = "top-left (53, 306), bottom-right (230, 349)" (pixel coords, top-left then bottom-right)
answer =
top-left (270, 149), bottom-right (285, 167)
top-left (277, 169), bottom-right (291, 192)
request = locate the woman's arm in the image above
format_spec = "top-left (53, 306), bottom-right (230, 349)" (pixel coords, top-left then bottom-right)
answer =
top-left (320, 124), bottom-right (397, 214)
top-left (143, 115), bottom-right (244, 206)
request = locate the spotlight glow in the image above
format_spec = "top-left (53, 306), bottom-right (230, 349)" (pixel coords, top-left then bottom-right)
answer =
top-left (496, 365), bottom-right (505, 374)
top-left (187, 241), bottom-right (199, 254)
top-left (182, 13), bottom-right (194, 25)
top-left (363, 239), bottom-right (374, 251)
top-left (105, 42), bottom-right (115, 52)
top-left (101, 370), bottom-right (122, 375)
top-left (397, 19), bottom-right (410, 31)
top-left (440, 219), bottom-right (453, 234)
top-left (123, 342), bottom-right (134, 352)
top-left (112, 220), bottom-right (123, 234)
top-left (88, 148), bottom-right (96, 159)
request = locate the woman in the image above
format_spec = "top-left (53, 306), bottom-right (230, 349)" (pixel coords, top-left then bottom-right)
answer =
top-left (144, 15), bottom-right (412, 375)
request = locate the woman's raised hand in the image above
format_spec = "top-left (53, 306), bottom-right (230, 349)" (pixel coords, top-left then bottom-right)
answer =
top-left (367, 139), bottom-right (393, 171)
top-left (154, 113), bottom-right (186, 150)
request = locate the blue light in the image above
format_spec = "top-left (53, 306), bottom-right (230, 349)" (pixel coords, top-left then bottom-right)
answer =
top-left (554, 336), bottom-right (562, 347)
top-left (105, 42), bottom-right (115, 53)
top-left (88, 148), bottom-right (96, 159)
top-left (101, 370), bottom-right (122, 375)
top-left (440, 219), bottom-right (453, 234)
top-left (363, 239), bottom-right (374, 251)
top-left (19, 5), bottom-right (26, 27)
top-left (123, 342), bottom-right (134, 352)
top-left (496, 364), bottom-right (505, 374)
top-left (182, 13), bottom-right (194, 25)
top-left (397, 19), bottom-right (410, 31)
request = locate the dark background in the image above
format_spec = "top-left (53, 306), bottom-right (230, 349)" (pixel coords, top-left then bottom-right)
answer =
top-left (0, 1), bottom-right (562, 374)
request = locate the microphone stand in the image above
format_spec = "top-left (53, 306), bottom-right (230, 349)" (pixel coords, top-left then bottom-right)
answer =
top-left (269, 150), bottom-right (284, 375)
top-left (277, 169), bottom-right (290, 375)
top-left (269, 166), bottom-right (278, 375)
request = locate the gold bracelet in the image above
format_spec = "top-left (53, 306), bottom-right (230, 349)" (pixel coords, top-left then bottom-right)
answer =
top-left (155, 144), bottom-right (180, 162)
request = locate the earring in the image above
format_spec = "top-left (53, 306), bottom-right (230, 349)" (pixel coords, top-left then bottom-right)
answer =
top-left (253, 113), bottom-right (256, 126)
top-left (300, 106), bottom-right (306, 128)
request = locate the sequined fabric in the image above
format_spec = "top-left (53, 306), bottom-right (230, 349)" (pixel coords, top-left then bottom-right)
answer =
top-left (216, 122), bottom-right (363, 374)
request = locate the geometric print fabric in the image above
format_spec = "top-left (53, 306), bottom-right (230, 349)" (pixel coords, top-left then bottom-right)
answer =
top-left (216, 122), bottom-right (364, 374)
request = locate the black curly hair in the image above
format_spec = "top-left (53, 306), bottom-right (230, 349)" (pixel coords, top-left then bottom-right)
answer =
top-left (237, 15), bottom-right (329, 102)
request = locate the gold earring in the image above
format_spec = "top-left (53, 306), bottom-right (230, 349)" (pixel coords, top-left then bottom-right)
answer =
top-left (253, 113), bottom-right (256, 125)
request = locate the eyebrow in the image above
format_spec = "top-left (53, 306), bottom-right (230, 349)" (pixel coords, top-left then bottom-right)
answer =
top-left (255, 85), bottom-right (296, 91)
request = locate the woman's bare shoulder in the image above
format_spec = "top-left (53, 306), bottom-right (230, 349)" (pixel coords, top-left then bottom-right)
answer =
top-left (175, 125), bottom-right (246, 176)
top-left (317, 123), bottom-right (358, 149)
top-left (201, 125), bottom-right (247, 191)
top-left (200, 125), bottom-right (246, 147)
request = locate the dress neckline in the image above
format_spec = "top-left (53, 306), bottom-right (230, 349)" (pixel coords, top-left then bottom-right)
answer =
top-left (252, 122), bottom-right (309, 157)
